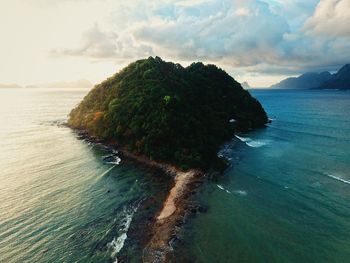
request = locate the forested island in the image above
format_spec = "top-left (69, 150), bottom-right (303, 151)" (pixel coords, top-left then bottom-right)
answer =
top-left (69, 56), bottom-right (267, 169)
top-left (68, 56), bottom-right (268, 261)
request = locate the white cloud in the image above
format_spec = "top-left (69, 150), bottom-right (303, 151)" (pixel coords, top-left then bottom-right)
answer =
top-left (1, 0), bottom-right (350, 87)
top-left (304, 0), bottom-right (350, 37)
top-left (55, 0), bottom-right (290, 68)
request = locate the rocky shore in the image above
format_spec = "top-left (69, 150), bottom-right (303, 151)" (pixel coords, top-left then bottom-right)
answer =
top-left (72, 129), bottom-right (205, 263)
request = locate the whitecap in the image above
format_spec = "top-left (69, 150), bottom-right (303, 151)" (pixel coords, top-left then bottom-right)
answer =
top-left (103, 155), bottom-right (122, 165)
top-left (233, 190), bottom-right (247, 196)
top-left (108, 233), bottom-right (127, 262)
top-left (106, 157), bottom-right (121, 165)
top-left (235, 135), bottom-right (269, 148)
top-left (108, 202), bottom-right (141, 262)
top-left (326, 174), bottom-right (350, 185)
top-left (235, 135), bottom-right (251, 142)
top-left (217, 184), bottom-right (224, 190)
top-left (245, 140), bottom-right (269, 148)
top-left (100, 165), bottom-right (116, 177)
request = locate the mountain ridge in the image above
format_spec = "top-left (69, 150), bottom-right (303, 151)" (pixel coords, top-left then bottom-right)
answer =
top-left (270, 64), bottom-right (350, 90)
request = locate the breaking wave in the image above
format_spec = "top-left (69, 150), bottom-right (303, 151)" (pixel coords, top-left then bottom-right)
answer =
top-left (235, 135), bottom-right (269, 148)
top-left (107, 202), bottom-right (141, 263)
top-left (326, 174), bottom-right (350, 185)
top-left (217, 185), bottom-right (247, 196)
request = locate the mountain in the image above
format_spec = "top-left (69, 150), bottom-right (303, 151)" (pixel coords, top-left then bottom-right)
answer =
top-left (0, 80), bottom-right (92, 89)
top-left (241, 81), bottom-right (251, 89)
top-left (26, 79), bottom-right (93, 89)
top-left (68, 57), bottom-right (268, 170)
top-left (318, 64), bottom-right (350, 90)
top-left (270, 71), bottom-right (332, 89)
top-left (0, 83), bottom-right (23, 88)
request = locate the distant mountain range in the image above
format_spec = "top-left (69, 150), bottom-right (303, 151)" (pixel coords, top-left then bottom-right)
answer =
top-left (0, 79), bottom-right (93, 89)
top-left (0, 83), bottom-right (23, 89)
top-left (270, 64), bottom-right (350, 90)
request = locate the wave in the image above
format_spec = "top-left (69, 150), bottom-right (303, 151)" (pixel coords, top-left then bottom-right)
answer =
top-left (235, 135), bottom-right (269, 148)
top-left (233, 190), bottom-right (247, 196)
top-left (100, 165), bottom-right (116, 177)
top-left (235, 135), bottom-right (251, 142)
top-left (326, 174), bottom-right (350, 185)
top-left (246, 140), bottom-right (269, 148)
top-left (108, 203), bottom-right (141, 262)
top-left (217, 185), bottom-right (247, 196)
top-left (217, 184), bottom-right (224, 190)
top-left (103, 154), bottom-right (121, 165)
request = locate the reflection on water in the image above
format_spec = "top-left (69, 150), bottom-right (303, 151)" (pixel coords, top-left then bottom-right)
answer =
top-left (0, 88), bottom-right (167, 263)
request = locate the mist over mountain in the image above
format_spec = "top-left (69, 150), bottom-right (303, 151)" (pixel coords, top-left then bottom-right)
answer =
top-left (318, 64), bottom-right (350, 90)
top-left (27, 79), bottom-right (93, 89)
top-left (241, 81), bottom-right (251, 89)
top-left (270, 72), bottom-right (332, 89)
top-left (0, 83), bottom-right (23, 89)
top-left (270, 64), bottom-right (350, 90)
top-left (0, 79), bottom-right (93, 89)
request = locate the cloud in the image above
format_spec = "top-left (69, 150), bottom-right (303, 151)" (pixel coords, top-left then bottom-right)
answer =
top-left (52, 23), bottom-right (153, 60)
top-left (304, 0), bottom-right (350, 37)
top-left (53, 24), bottom-right (118, 58)
top-left (51, 0), bottom-right (350, 85)
top-left (132, 0), bottom-right (290, 67)
top-left (54, 0), bottom-right (290, 66)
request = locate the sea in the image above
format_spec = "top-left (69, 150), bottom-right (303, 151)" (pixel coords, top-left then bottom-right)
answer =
top-left (0, 88), bottom-right (349, 263)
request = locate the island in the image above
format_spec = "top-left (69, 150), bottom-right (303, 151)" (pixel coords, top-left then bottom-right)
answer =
top-left (68, 56), bottom-right (268, 262)
top-left (270, 64), bottom-right (350, 90)
top-left (270, 71), bottom-right (332, 89)
top-left (318, 64), bottom-right (350, 90)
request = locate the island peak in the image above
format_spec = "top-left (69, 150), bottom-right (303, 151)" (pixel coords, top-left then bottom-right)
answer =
top-left (68, 57), bottom-right (268, 170)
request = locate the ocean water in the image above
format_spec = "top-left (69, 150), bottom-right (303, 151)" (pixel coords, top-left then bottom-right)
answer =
top-left (0, 88), bottom-right (169, 263)
top-left (177, 89), bottom-right (350, 263)
top-left (1, 88), bottom-right (350, 263)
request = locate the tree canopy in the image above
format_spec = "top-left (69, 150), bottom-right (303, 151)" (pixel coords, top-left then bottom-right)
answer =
top-left (68, 57), bottom-right (268, 170)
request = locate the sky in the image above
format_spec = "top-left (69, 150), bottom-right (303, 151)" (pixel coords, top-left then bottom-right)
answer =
top-left (0, 0), bottom-right (349, 87)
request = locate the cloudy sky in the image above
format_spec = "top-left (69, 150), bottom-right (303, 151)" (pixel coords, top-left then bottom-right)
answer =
top-left (1, 0), bottom-right (349, 87)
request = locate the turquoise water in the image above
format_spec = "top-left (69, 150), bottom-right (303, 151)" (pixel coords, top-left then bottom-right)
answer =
top-left (0, 88), bottom-right (168, 263)
top-left (1, 88), bottom-right (350, 262)
top-left (178, 89), bottom-right (350, 263)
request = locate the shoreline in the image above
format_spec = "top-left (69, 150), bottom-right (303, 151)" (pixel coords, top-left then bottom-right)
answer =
top-left (71, 128), bottom-right (205, 262)
top-left (143, 169), bottom-right (203, 263)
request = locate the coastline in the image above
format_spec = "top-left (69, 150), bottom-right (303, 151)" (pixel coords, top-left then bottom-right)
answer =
top-left (71, 129), bottom-right (205, 262)
top-left (143, 169), bottom-right (203, 262)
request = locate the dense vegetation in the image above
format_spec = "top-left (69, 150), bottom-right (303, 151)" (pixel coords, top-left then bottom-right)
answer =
top-left (69, 57), bottom-right (268, 170)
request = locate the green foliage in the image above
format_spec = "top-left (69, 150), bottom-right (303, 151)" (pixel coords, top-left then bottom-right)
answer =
top-left (68, 57), bottom-right (268, 170)
top-left (163, 95), bottom-right (171, 104)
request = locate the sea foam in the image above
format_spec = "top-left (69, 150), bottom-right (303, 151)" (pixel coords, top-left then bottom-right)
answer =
top-left (103, 154), bottom-right (122, 165)
top-left (235, 135), bottom-right (269, 148)
top-left (233, 190), bottom-right (247, 196)
top-left (326, 174), bottom-right (350, 185)
top-left (217, 185), bottom-right (247, 196)
top-left (108, 202), bottom-right (142, 262)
